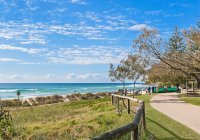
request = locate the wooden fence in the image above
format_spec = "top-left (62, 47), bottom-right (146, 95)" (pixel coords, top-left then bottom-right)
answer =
top-left (92, 94), bottom-right (146, 140)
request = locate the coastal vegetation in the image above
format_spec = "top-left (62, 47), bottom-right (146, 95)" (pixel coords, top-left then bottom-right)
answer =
top-left (1, 94), bottom-right (199, 139)
top-left (9, 97), bottom-right (134, 139)
top-left (1, 92), bottom-right (112, 107)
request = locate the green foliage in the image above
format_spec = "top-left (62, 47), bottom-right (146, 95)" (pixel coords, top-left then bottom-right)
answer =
top-left (132, 22), bottom-right (200, 88)
top-left (164, 82), bottom-right (172, 88)
top-left (167, 27), bottom-right (186, 53)
top-left (109, 63), bottom-right (129, 83)
top-left (0, 107), bottom-right (15, 139)
top-left (158, 82), bottom-right (164, 88)
top-left (109, 54), bottom-right (147, 95)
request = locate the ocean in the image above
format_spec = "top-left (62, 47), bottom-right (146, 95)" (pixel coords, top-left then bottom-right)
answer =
top-left (0, 83), bottom-right (146, 99)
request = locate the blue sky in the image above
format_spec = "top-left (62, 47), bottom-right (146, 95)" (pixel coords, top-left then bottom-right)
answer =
top-left (0, 0), bottom-right (199, 83)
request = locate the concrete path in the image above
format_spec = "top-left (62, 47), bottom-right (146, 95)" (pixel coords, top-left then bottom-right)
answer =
top-left (150, 93), bottom-right (200, 134)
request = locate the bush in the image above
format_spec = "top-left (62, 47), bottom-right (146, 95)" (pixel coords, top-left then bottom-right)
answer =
top-left (1, 100), bottom-right (21, 107)
top-left (158, 82), bottom-right (164, 88)
top-left (35, 95), bottom-right (64, 105)
top-left (164, 82), bottom-right (172, 88)
top-left (0, 107), bottom-right (15, 139)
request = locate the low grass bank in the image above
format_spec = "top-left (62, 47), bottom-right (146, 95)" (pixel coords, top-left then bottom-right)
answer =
top-left (10, 97), bottom-right (133, 139)
top-left (179, 94), bottom-right (200, 106)
top-left (136, 95), bottom-right (200, 140)
top-left (7, 94), bottom-right (200, 139)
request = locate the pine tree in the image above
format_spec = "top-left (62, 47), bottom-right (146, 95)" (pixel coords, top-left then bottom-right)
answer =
top-left (167, 27), bottom-right (186, 52)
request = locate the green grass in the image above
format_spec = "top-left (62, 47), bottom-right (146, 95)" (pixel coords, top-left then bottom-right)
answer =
top-left (7, 95), bottom-right (200, 140)
top-left (136, 95), bottom-right (200, 140)
top-left (179, 94), bottom-right (200, 106)
top-left (10, 97), bottom-right (133, 140)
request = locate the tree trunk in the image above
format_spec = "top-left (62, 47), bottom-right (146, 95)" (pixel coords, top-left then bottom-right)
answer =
top-left (122, 81), bottom-right (126, 96)
top-left (196, 79), bottom-right (200, 89)
top-left (133, 81), bottom-right (136, 98)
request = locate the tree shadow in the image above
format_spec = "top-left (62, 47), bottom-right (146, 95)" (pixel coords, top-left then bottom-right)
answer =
top-left (146, 117), bottom-right (195, 140)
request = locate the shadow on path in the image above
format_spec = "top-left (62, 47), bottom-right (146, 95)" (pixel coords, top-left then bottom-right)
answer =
top-left (150, 98), bottom-right (185, 103)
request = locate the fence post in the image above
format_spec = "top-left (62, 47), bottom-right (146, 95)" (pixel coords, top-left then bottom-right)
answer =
top-left (142, 101), bottom-right (146, 131)
top-left (131, 127), bottom-right (138, 140)
top-left (128, 99), bottom-right (130, 114)
top-left (131, 131), bottom-right (134, 140)
top-left (111, 95), bottom-right (114, 105)
top-left (116, 97), bottom-right (119, 113)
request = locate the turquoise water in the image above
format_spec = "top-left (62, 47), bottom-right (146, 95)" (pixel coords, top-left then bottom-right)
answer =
top-left (0, 83), bottom-right (146, 99)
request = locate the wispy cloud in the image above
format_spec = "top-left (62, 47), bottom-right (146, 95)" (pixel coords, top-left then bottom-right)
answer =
top-left (71, 0), bottom-right (86, 5)
top-left (164, 13), bottom-right (184, 17)
top-left (0, 58), bottom-right (20, 62)
top-left (48, 46), bottom-right (130, 65)
top-left (0, 73), bottom-right (106, 82)
top-left (128, 24), bottom-right (152, 31)
top-left (0, 43), bottom-right (130, 65)
top-left (0, 44), bottom-right (44, 54)
top-left (144, 10), bottom-right (163, 15)
top-left (169, 3), bottom-right (190, 7)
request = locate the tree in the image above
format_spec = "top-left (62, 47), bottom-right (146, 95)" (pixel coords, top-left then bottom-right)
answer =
top-left (133, 23), bottom-right (200, 88)
top-left (109, 54), bottom-right (147, 96)
top-left (109, 63), bottom-right (129, 95)
top-left (147, 62), bottom-right (186, 86)
top-left (167, 27), bottom-right (185, 52)
top-left (122, 54), bottom-right (147, 96)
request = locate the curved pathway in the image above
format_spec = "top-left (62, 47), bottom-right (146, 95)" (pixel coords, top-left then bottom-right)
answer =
top-left (150, 93), bottom-right (200, 134)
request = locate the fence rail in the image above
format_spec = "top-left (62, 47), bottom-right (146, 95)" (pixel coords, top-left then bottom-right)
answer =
top-left (92, 94), bottom-right (146, 140)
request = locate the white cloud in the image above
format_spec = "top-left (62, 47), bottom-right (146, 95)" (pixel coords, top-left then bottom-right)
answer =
top-left (71, 0), bottom-right (86, 5)
top-left (0, 44), bottom-right (43, 54)
top-left (164, 13), bottom-right (184, 17)
top-left (0, 73), bottom-right (106, 82)
top-left (0, 43), bottom-right (130, 65)
top-left (74, 12), bottom-right (102, 22)
top-left (128, 24), bottom-right (152, 31)
top-left (18, 62), bottom-right (42, 65)
top-left (0, 58), bottom-right (20, 62)
top-left (169, 3), bottom-right (190, 7)
top-left (0, 22), bottom-right (107, 42)
top-left (47, 46), bottom-right (131, 65)
top-left (144, 10), bottom-right (163, 15)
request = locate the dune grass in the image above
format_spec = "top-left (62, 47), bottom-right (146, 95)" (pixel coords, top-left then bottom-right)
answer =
top-left (10, 97), bottom-right (134, 140)
top-left (136, 95), bottom-right (200, 140)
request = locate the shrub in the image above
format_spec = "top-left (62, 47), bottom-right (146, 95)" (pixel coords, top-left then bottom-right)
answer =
top-left (164, 82), bottom-right (172, 88)
top-left (0, 107), bottom-right (15, 139)
top-left (158, 82), bottom-right (164, 88)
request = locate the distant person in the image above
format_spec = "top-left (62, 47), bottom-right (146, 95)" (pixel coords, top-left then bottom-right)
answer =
top-left (151, 86), bottom-right (154, 93)
top-left (125, 88), bottom-right (128, 96)
top-left (154, 87), bottom-right (157, 93)
top-left (148, 87), bottom-right (151, 94)
top-left (176, 84), bottom-right (180, 93)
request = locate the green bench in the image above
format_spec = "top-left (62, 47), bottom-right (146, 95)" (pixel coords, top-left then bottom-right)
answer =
top-left (156, 87), bottom-right (177, 93)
